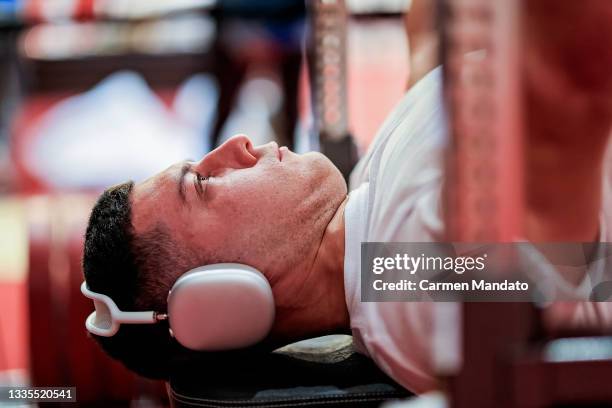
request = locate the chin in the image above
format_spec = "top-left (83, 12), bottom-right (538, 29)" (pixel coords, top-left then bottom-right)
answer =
top-left (312, 153), bottom-right (348, 211)
top-left (306, 152), bottom-right (347, 190)
top-left (323, 156), bottom-right (348, 199)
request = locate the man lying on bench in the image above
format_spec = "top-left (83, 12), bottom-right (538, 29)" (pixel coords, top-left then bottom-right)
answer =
top-left (81, 0), bottom-right (612, 395)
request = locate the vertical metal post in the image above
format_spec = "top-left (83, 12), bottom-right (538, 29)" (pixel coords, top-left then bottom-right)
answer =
top-left (309, 0), bottom-right (358, 181)
top-left (440, 2), bottom-right (535, 407)
top-left (443, 0), bottom-right (524, 242)
top-left (311, 0), bottom-right (349, 141)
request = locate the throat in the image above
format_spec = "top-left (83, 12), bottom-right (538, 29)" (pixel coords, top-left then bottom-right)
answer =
top-left (307, 195), bottom-right (350, 332)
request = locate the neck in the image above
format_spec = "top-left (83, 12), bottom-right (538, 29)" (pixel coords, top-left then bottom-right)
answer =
top-left (308, 195), bottom-right (350, 332)
top-left (268, 195), bottom-right (351, 343)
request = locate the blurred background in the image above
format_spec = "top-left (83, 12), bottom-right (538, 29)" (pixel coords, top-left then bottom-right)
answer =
top-left (0, 0), bottom-right (412, 405)
top-left (3, 1), bottom-right (612, 407)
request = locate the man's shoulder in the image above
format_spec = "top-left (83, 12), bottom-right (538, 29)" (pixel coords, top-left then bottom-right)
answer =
top-left (387, 66), bottom-right (446, 150)
top-left (376, 67), bottom-right (447, 188)
top-left (355, 67), bottom-right (446, 242)
top-left (349, 66), bottom-right (445, 190)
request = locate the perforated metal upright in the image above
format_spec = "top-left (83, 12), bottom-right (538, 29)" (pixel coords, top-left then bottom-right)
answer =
top-left (441, 1), bottom-right (612, 406)
top-left (308, 0), bottom-right (358, 181)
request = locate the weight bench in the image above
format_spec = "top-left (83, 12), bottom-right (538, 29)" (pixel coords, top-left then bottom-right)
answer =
top-left (167, 335), bottom-right (411, 407)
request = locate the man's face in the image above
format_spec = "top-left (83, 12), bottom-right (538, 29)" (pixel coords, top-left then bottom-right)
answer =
top-left (130, 135), bottom-right (347, 287)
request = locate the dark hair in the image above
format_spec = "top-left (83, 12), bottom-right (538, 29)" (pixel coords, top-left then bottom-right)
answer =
top-left (82, 181), bottom-right (197, 379)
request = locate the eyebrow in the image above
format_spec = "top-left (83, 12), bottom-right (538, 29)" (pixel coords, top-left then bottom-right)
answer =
top-left (177, 161), bottom-right (192, 204)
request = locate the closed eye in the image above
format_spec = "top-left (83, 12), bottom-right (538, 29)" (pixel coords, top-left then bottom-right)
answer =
top-left (193, 172), bottom-right (208, 198)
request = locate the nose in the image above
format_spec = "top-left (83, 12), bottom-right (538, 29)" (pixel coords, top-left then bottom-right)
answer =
top-left (193, 135), bottom-right (258, 173)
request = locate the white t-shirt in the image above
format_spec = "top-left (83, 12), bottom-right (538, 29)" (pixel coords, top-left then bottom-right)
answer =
top-left (343, 66), bottom-right (612, 393)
